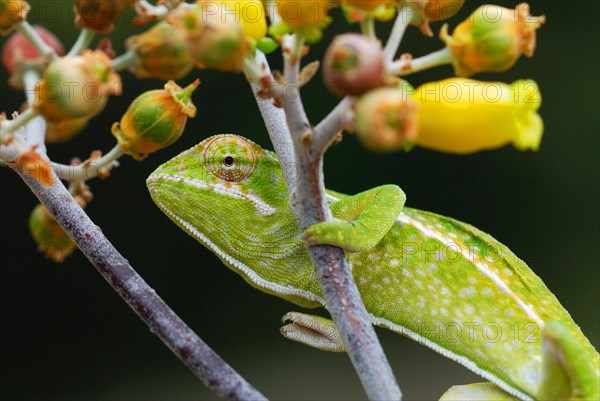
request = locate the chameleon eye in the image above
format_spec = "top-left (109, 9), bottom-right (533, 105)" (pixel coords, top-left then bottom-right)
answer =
top-left (202, 135), bottom-right (255, 182)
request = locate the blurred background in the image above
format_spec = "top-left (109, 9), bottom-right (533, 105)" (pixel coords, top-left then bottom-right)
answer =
top-left (1, 0), bottom-right (598, 399)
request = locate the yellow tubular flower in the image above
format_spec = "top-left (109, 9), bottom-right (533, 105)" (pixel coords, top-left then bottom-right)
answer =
top-left (414, 78), bottom-right (543, 154)
top-left (223, 0), bottom-right (267, 41)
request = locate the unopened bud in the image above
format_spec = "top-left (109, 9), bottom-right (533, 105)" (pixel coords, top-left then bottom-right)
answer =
top-left (74, 0), bottom-right (136, 34)
top-left (126, 21), bottom-right (194, 80)
top-left (323, 33), bottom-right (386, 97)
top-left (354, 86), bottom-right (419, 152)
top-left (169, 5), bottom-right (247, 72)
top-left (0, 0), bottom-right (29, 36)
top-left (441, 3), bottom-right (545, 77)
top-left (46, 117), bottom-right (90, 143)
top-left (276, 0), bottom-right (334, 30)
top-left (112, 79), bottom-right (199, 160)
top-left (33, 50), bottom-right (121, 122)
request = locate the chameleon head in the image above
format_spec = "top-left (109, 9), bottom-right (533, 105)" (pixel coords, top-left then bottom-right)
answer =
top-left (146, 134), bottom-right (289, 251)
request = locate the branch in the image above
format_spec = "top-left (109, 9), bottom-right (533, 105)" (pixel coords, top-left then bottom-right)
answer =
top-left (66, 28), bottom-right (95, 57)
top-left (383, 4), bottom-right (416, 62)
top-left (312, 97), bottom-right (353, 155)
top-left (12, 120), bottom-right (268, 401)
top-left (251, 51), bottom-right (297, 189)
top-left (15, 21), bottom-right (58, 61)
top-left (275, 35), bottom-right (403, 401)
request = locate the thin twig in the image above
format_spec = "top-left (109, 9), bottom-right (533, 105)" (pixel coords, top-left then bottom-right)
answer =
top-left (384, 4), bottom-right (415, 62)
top-left (12, 118), bottom-right (269, 401)
top-left (387, 47), bottom-right (453, 76)
top-left (278, 34), bottom-right (403, 401)
top-left (312, 97), bottom-right (353, 155)
top-left (15, 21), bottom-right (58, 61)
top-left (111, 50), bottom-right (137, 72)
top-left (52, 144), bottom-right (124, 182)
top-left (66, 28), bottom-right (95, 57)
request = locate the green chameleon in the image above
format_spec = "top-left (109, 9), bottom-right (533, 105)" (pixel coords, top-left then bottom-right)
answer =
top-left (147, 134), bottom-right (599, 401)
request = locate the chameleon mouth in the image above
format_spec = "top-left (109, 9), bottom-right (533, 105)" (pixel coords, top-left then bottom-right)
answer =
top-left (147, 173), bottom-right (278, 217)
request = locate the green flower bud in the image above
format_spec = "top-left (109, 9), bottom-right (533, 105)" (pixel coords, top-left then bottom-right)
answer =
top-left (126, 21), bottom-right (194, 81)
top-left (168, 4), bottom-right (247, 72)
top-left (29, 202), bottom-right (80, 263)
top-left (33, 50), bottom-right (121, 122)
top-left (441, 3), bottom-right (545, 77)
top-left (0, 0), bottom-right (29, 36)
top-left (354, 86), bottom-right (419, 152)
top-left (112, 80), bottom-right (199, 161)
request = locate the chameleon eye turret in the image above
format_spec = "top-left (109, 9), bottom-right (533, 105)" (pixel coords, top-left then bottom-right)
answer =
top-left (202, 135), bottom-right (256, 183)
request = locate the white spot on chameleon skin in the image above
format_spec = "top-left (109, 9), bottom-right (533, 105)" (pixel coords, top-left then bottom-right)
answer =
top-left (503, 268), bottom-right (514, 277)
top-left (382, 277), bottom-right (390, 285)
top-left (430, 308), bottom-right (438, 316)
top-left (440, 307), bottom-right (448, 316)
top-left (459, 287), bottom-right (476, 298)
top-left (416, 269), bottom-right (425, 277)
top-left (390, 258), bottom-right (400, 267)
top-left (442, 299), bottom-right (449, 305)
top-left (441, 287), bottom-right (450, 296)
top-left (434, 278), bottom-right (442, 286)
top-left (401, 287), bottom-right (409, 295)
top-left (414, 280), bottom-right (423, 288)
top-left (427, 284), bottom-right (435, 292)
top-left (468, 277), bottom-right (478, 284)
top-left (428, 263), bottom-right (438, 271)
top-left (402, 269), bottom-right (412, 278)
top-left (483, 287), bottom-right (494, 296)
top-left (397, 214), bottom-right (544, 326)
top-left (417, 298), bottom-right (426, 308)
top-left (503, 343), bottom-right (513, 352)
top-left (359, 277), bottom-right (367, 285)
top-left (150, 174), bottom-right (278, 216)
top-left (369, 253), bottom-right (381, 261)
top-left (448, 232), bottom-right (458, 239)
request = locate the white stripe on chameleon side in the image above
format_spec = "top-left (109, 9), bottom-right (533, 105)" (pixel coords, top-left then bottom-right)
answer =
top-left (154, 199), bottom-right (325, 304)
top-left (151, 174), bottom-right (278, 217)
top-left (371, 315), bottom-right (534, 401)
top-left (396, 214), bottom-right (544, 327)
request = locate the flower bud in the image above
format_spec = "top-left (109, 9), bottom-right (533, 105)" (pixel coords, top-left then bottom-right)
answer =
top-left (2, 25), bottom-right (64, 84)
top-left (341, 0), bottom-right (396, 23)
top-left (423, 0), bottom-right (464, 21)
top-left (125, 21), bottom-right (194, 80)
top-left (0, 0), bottom-right (29, 36)
top-left (112, 79), bottom-right (199, 160)
top-left (276, 0), bottom-right (334, 30)
top-left (74, 0), bottom-right (135, 34)
top-left (169, 4), bottom-right (247, 72)
top-left (354, 86), bottom-right (419, 152)
top-left (33, 50), bottom-right (121, 122)
top-left (413, 78), bottom-right (543, 153)
top-left (441, 3), bottom-right (545, 77)
top-left (29, 201), bottom-right (82, 263)
top-left (323, 33), bottom-right (386, 97)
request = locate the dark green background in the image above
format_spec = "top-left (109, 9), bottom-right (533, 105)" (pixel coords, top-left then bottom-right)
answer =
top-left (1, 1), bottom-right (598, 399)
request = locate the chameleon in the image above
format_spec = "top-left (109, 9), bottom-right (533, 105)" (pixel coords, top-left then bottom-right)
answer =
top-left (147, 134), bottom-right (599, 401)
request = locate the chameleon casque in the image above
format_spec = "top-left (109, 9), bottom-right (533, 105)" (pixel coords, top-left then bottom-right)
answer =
top-left (147, 134), bottom-right (599, 400)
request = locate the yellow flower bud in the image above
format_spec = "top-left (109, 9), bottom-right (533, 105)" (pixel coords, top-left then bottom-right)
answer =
top-left (276, 0), bottom-right (334, 29)
top-left (0, 0), bottom-right (29, 36)
top-left (29, 202), bottom-right (80, 263)
top-left (441, 3), bottom-right (545, 77)
top-left (168, 4), bottom-right (247, 72)
top-left (126, 21), bottom-right (194, 81)
top-left (423, 0), bottom-right (464, 21)
top-left (112, 80), bottom-right (199, 161)
top-left (414, 78), bottom-right (543, 154)
top-left (74, 0), bottom-right (136, 34)
top-left (354, 86), bottom-right (420, 152)
top-left (33, 50), bottom-right (121, 122)
top-left (223, 0), bottom-right (267, 41)
top-left (341, 0), bottom-right (396, 23)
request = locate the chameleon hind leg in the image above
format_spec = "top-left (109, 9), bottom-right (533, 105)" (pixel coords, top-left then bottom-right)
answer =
top-left (303, 185), bottom-right (405, 252)
top-left (280, 312), bottom-right (345, 352)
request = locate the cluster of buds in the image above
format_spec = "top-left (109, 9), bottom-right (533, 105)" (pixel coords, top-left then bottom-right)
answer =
top-left (2, 25), bottom-right (64, 87)
top-left (441, 3), bottom-right (545, 76)
top-left (125, 21), bottom-right (194, 80)
top-left (74, 0), bottom-right (136, 34)
top-left (33, 50), bottom-right (121, 123)
top-left (0, 0), bottom-right (29, 36)
top-left (111, 79), bottom-right (199, 160)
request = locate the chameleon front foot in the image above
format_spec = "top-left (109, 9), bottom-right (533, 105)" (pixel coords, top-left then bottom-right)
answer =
top-left (280, 312), bottom-right (345, 352)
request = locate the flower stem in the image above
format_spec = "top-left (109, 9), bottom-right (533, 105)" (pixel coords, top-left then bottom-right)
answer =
top-left (53, 144), bottom-right (124, 183)
top-left (360, 16), bottom-right (376, 38)
top-left (388, 47), bottom-right (453, 75)
top-left (384, 4), bottom-right (415, 62)
top-left (15, 21), bottom-right (58, 61)
top-left (111, 50), bottom-right (137, 72)
top-left (1, 107), bottom-right (38, 139)
top-left (66, 28), bottom-right (95, 57)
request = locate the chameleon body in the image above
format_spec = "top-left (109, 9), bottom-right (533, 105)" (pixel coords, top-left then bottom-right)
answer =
top-left (147, 134), bottom-right (599, 400)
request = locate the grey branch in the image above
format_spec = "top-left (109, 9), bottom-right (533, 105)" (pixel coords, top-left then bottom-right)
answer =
top-left (253, 35), bottom-right (403, 401)
top-left (13, 122), bottom-right (268, 401)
